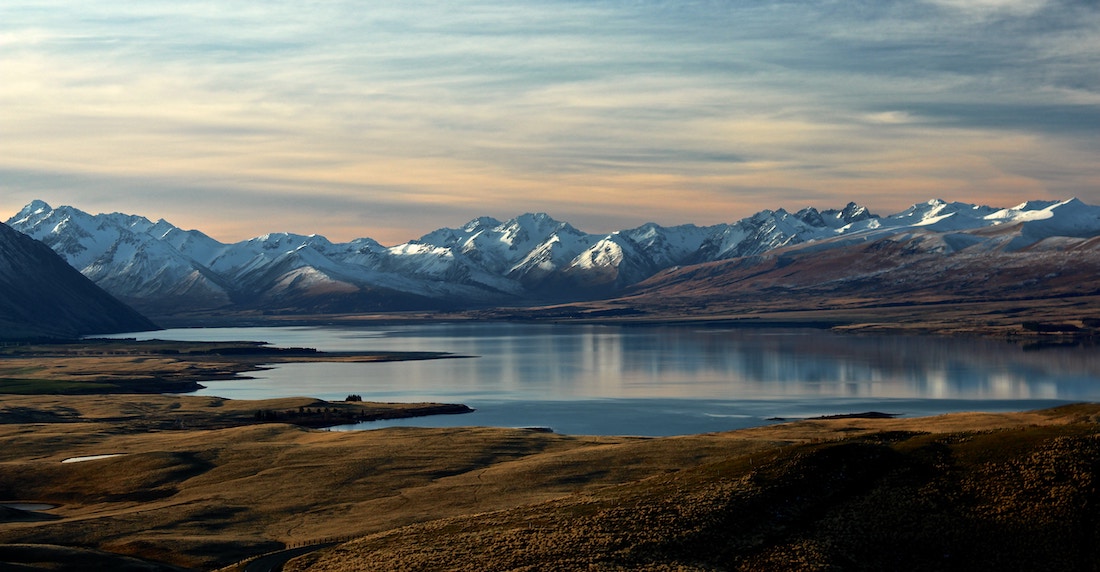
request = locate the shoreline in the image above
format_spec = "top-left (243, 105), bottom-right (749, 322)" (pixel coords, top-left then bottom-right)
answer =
top-left (142, 294), bottom-right (1100, 344)
top-left (0, 338), bottom-right (463, 396)
top-left (0, 393), bottom-right (475, 433)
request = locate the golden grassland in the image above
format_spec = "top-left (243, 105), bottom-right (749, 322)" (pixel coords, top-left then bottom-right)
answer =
top-left (2, 390), bottom-right (1099, 571)
top-left (287, 405), bottom-right (1100, 572)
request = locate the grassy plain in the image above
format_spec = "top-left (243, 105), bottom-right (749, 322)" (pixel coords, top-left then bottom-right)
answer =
top-left (1, 392), bottom-right (1099, 571)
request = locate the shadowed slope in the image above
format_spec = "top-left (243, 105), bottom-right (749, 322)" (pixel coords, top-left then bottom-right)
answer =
top-left (0, 222), bottom-right (157, 339)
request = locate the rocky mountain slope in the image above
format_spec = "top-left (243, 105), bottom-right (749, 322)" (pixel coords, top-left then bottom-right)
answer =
top-left (0, 222), bottom-right (157, 339)
top-left (7, 198), bottom-right (1100, 318)
top-left (621, 198), bottom-right (1100, 317)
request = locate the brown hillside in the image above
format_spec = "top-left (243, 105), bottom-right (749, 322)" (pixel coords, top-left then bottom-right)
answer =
top-left (289, 405), bottom-right (1100, 572)
top-left (3, 394), bottom-right (1099, 571)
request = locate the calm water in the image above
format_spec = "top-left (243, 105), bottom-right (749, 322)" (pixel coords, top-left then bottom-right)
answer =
top-left (104, 323), bottom-right (1100, 436)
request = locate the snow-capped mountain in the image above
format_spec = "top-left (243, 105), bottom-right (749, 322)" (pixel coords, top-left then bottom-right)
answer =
top-left (9, 201), bottom-right (235, 313)
top-left (7, 198), bottom-right (1100, 317)
top-left (0, 220), bottom-right (156, 338)
top-left (686, 202), bottom-right (877, 264)
top-left (623, 198), bottom-right (1100, 316)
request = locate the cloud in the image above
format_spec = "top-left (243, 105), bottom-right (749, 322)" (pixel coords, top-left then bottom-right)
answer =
top-left (922, 0), bottom-right (1052, 18)
top-left (1, 0), bottom-right (1099, 240)
top-left (863, 111), bottom-right (915, 125)
top-left (892, 103), bottom-right (1100, 137)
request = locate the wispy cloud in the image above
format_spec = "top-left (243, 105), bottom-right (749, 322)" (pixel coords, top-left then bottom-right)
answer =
top-left (922, 0), bottom-right (1052, 18)
top-left (1, 0), bottom-right (1098, 243)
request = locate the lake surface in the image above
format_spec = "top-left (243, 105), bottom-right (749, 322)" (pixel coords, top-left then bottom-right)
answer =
top-left (105, 323), bottom-right (1100, 436)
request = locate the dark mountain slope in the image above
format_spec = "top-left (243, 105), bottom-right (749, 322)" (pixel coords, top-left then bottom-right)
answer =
top-left (0, 222), bottom-right (157, 339)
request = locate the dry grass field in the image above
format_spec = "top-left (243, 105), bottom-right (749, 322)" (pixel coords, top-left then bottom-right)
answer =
top-left (287, 406), bottom-right (1100, 572)
top-left (2, 390), bottom-right (1099, 571)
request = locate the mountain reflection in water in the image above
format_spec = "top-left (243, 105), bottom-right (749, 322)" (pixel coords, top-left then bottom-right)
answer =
top-left (104, 324), bottom-right (1100, 436)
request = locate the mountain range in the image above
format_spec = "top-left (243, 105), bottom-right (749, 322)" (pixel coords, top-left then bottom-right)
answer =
top-left (621, 199), bottom-right (1100, 320)
top-left (7, 198), bottom-right (1100, 319)
top-left (0, 221), bottom-right (157, 339)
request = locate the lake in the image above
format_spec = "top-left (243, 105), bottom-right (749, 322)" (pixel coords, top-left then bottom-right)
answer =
top-left (105, 323), bottom-right (1100, 436)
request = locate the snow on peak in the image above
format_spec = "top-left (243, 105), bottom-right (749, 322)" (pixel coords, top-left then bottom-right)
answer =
top-left (984, 198), bottom-right (1093, 225)
top-left (517, 212), bottom-right (555, 222)
top-left (18, 199), bottom-right (52, 218)
top-left (1014, 198), bottom-right (1100, 239)
top-left (1009, 199), bottom-right (1062, 212)
top-left (249, 232), bottom-right (332, 250)
top-left (9, 200), bottom-right (58, 227)
top-left (836, 202), bottom-right (874, 222)
top-left (491, 213), bottom-right (576, 252)
top-left (418, 217), bottom-right (501, 248)
top-left (463, 216), bottom-right (502, 233)
top-left (505, 212), bottom-right (573, 235)
top-left (887, 200), bottom-right (998, 231)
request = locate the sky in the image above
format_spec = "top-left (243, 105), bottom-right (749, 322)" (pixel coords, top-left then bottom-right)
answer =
top-left (2, 0), bottom-right (1098, 245)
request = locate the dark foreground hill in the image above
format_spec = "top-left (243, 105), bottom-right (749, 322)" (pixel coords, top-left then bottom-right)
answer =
top-left (0, 222), bottom-right (157, 339)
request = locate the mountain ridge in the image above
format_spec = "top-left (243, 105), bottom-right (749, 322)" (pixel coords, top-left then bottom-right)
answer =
top-left (8, 198), bottom-right (1100, 318)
